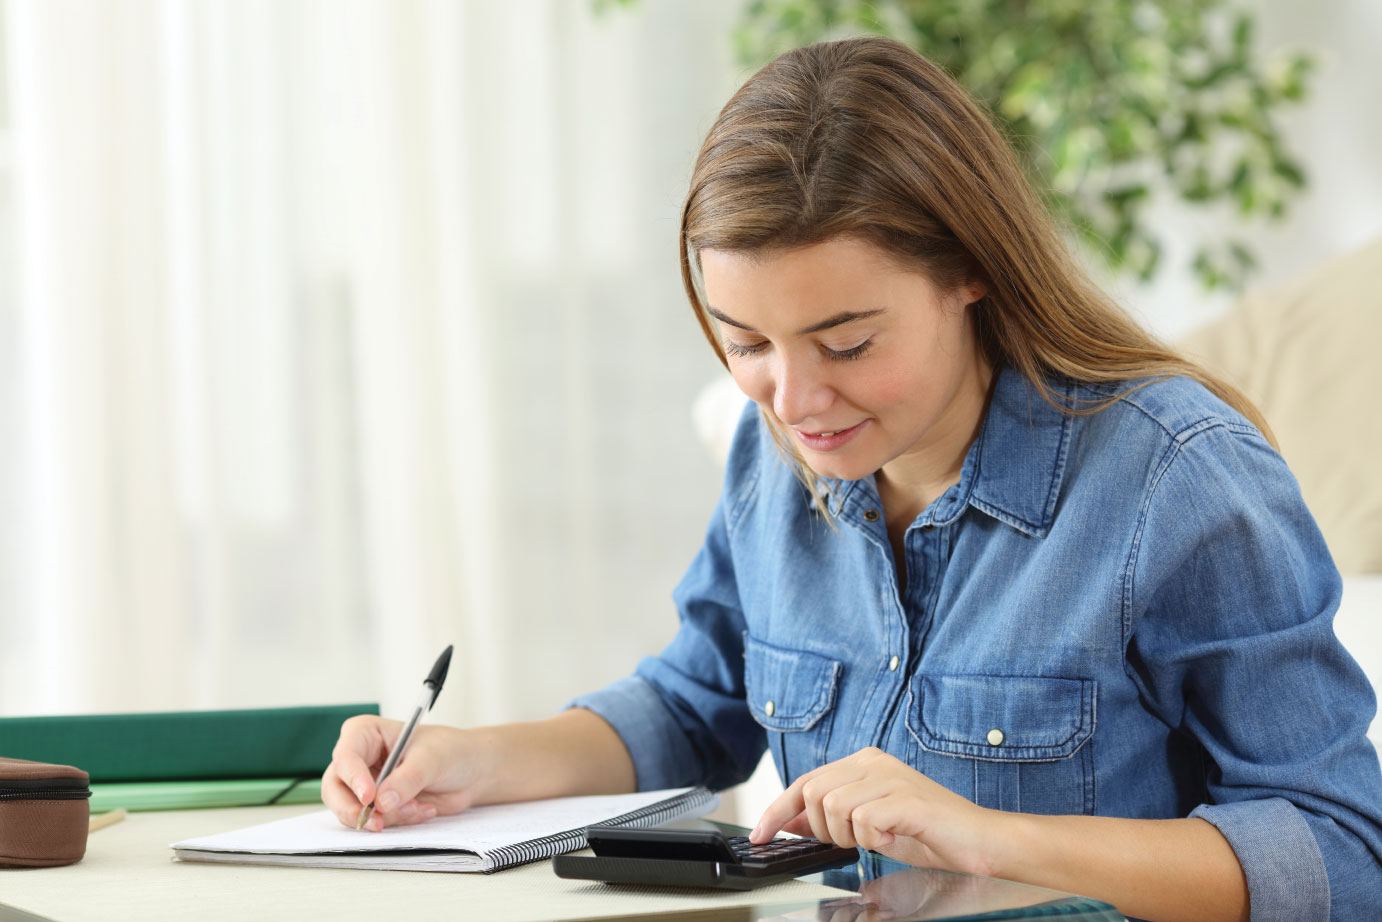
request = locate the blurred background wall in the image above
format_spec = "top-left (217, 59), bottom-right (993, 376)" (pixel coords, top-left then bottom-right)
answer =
top-left (0, 0), bottom-right (1377, 731)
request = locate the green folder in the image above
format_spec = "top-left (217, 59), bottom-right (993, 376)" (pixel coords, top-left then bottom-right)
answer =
top-left (88, 777), bottom-right (324, 813)
top-left (0, 703), bottom-right (378, 782)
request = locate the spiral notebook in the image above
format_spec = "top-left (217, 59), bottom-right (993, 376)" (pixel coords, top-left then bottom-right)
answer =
top-left (171, 786), bottom-right (718, 873)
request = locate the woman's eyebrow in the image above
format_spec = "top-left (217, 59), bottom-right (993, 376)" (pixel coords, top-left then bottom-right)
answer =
top-left (705, 306), bottom-right (885, 335)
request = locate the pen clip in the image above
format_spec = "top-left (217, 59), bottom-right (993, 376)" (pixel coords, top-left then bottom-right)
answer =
top-left (423, 644), bottom-right (453, 710)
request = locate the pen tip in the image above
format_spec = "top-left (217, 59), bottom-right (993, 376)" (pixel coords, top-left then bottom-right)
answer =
top-left (355, 805), bottom-right (372, 831)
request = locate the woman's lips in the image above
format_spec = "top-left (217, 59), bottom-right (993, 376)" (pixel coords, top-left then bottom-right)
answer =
top-left (794, 420), bottom-right (867, 452)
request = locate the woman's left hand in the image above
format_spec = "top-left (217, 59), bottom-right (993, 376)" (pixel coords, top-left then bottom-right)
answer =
top-left (751, 747), bottom-right (1007, 877)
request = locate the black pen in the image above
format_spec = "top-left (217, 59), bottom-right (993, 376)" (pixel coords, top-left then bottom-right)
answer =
top-left (356, 644), bottom-right (453, 830)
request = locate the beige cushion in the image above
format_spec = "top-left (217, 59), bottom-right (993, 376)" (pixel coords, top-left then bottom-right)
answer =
top-left (1178, 238), bottom-right (1382, 575)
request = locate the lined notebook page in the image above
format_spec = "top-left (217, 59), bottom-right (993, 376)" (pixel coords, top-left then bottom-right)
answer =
top-left (172, 787), bottom-right (716, 871)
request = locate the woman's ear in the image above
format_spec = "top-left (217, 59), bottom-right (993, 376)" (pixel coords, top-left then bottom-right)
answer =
top-left (963, 280), bottom-right (988, 306)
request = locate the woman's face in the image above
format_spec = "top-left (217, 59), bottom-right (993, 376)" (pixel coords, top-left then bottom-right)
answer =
top-left (699, 236), bottom-right (988, 485)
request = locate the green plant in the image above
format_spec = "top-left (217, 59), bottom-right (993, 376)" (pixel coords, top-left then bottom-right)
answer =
top-left (615, 0), bottom-right (1317, 292)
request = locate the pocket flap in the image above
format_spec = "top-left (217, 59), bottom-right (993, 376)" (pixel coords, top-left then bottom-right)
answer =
top-left (909, 674), bottom-right (1094, 761)
top-left (743, 636), bottom-right (842, 732)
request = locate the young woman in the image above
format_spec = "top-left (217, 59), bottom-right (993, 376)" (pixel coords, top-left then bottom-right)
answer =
top-left (322, 37), bottom-right (1382, 921)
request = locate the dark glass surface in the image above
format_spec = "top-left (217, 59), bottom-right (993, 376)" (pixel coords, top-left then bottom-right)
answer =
top-left (562, 823), bottom-right (1127, 922)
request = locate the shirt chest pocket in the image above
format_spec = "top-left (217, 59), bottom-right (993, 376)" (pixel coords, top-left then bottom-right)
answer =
top-left (743, 635), bottom-right (842, 787)
top-left (905, 673), bottom-right (1096, 816)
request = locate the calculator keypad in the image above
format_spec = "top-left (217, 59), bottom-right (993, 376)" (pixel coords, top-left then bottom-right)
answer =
top-left (725, 835), bottom-right (835, 865)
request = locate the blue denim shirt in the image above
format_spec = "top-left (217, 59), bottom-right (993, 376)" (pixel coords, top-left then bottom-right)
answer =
top-left (572, 367), bottom-right (1382, 921)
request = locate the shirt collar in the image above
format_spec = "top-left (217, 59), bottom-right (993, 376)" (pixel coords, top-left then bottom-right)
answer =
top-left (965, 365), bottom-right (1074, 538)
top-left (828, 365), bottom-right (1073, 538)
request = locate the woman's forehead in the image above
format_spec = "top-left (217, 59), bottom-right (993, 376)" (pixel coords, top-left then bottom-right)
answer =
top-left (699, 239), bottom-right (941, 298)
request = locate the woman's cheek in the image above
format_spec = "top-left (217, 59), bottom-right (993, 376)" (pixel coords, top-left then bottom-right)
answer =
top-left (729, 364), bottom-right (772, 405)
top-left (857, 367), bottom-right (915, 409)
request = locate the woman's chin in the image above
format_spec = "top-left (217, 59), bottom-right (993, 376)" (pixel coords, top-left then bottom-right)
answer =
top-left (801, 456), bottom-right (876, 483)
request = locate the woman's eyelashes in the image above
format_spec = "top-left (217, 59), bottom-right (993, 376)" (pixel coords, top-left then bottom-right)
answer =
top-left (722, 338), bottom-right (874, 361)
top-left (723, 339), bottom-right (766, 359)
top-left (825, 339), bottom-right (873, 361)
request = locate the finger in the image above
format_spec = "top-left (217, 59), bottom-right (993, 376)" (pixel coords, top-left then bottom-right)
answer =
top-left (800, 776), bottom-right (835, 843)
top-left (412, 788), bottom-right (478, 816)
top-left (323, 718), bottom-right (397, 829)
top-left (825, 905), bottom-right (867, 922)
top-left (823, 777), bottom-right (899, 850)
top-left (329, 745), bottom-right (377, 812)
top-left (320, 724), bottom-right (386, 834)
top-left (390, 800), bottom-right (439, 827)
top-left (820, 788), bottom-right (860, 849)
top-left (760, 751), bottom-right (884, 843)
top-left (850, 796), bottom-right (908, 854)
top-left (781, 812), bottom-right (815, 838)
top-left (815, 898), bottom-right (873, 922)
top-left (330, 716), bottom-right (401, 809)
top-left (752, 779), bottom-right (811, 843)
top-left (321, 765), bottom-right (370, 829)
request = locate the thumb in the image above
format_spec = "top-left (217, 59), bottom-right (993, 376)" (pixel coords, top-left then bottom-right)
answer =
top-left (330, 714), bottom-right (402, 808)
top-left (375, 745), bottom-right (439, 813)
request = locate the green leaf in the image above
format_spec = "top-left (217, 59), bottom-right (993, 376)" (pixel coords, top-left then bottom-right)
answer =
top-left (1233, 14), bottom-right (1253, 57)
top-left (1105, 184), bottom-right (1150, 209)
top-left (1229, 240), bottom-right (1257, 269)
top-left (1182, 166), bottom-right (1216, 202)
top-left (1272, 157), bottom-right (1307, 187)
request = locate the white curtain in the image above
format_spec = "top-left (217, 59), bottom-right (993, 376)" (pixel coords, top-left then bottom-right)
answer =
top-left (0, 0), bottom-right (741, 727)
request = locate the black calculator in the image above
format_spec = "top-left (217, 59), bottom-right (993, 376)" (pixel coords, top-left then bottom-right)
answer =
top-left (551, 821), bottom-right (859, 890)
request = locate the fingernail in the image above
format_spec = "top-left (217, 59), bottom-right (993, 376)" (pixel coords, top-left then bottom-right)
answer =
top-left (421, 805), bottom-right (437, 820)
top-left (380, 791), bottom-right (400, 811)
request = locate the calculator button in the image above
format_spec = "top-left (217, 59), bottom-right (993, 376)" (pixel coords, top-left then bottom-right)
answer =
top-left (730, 835), bottom-right (836, 868)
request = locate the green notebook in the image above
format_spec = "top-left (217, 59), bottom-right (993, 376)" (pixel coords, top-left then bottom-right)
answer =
top-left (0, 703), bottom-right (378, 782)
top-left (89, 777), bottom-right (324, 813)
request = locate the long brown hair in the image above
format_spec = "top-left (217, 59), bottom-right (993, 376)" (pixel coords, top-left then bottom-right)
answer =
top-left (679, 37), bottom-right (1275, 503)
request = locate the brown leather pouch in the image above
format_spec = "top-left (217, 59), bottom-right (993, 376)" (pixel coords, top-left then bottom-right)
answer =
top-left (0, 757), bottom-right (91, 867)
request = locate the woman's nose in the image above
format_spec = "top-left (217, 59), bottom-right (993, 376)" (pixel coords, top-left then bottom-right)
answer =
top-left (771, 354), bottom-right (834, 427)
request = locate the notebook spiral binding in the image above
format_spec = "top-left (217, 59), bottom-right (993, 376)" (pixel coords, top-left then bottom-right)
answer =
top-left (482, 787), bottom-right (717, 872)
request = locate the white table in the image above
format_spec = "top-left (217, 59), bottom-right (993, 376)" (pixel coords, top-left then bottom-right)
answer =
top-left (0, 805), bottom-right (1125, 922)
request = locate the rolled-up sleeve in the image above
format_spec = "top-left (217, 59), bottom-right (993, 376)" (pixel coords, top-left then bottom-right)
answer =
top-left (569, 405), bottom-right (768, 793)
top-left (1128, 422), bottom-right (1382, 921)
top-left (1189, 799), bottom-right (1329, 922)
top-left (567, 673), bottom-right (715, 792)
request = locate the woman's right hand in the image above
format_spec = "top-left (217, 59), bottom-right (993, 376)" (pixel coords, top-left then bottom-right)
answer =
top-left (321, 714), bottom-right (481, 832)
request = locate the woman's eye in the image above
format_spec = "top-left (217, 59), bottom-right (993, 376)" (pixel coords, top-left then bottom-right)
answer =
top-left (724, 340), bottom-right (767, 358)
top-left (824, 339), bottom-right (873, 362)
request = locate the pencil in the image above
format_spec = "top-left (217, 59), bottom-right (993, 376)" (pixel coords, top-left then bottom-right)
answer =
top-left (88, 808), bottom-right (127, 833)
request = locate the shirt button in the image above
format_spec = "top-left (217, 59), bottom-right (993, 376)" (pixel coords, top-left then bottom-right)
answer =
top-left (863, 509), bottom-right (880, 522)
top-left (764, 700), bottom-right (775, 717)
top-left (888, 655), bottom-right (899, 671)
top-left (987, 728), bottom-right (1005, 746)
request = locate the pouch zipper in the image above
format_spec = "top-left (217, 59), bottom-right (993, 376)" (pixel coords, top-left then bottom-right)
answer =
top-left (0, 778), bottom-right (92, 801)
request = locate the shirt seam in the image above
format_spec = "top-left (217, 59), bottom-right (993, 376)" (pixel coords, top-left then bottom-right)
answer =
top-left (1119, 418), bottom-right (1266, 707)
top-left (1107, 381), bottom-right (1261, 446)
top-left (723, 444), bottom-right (764, 541)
